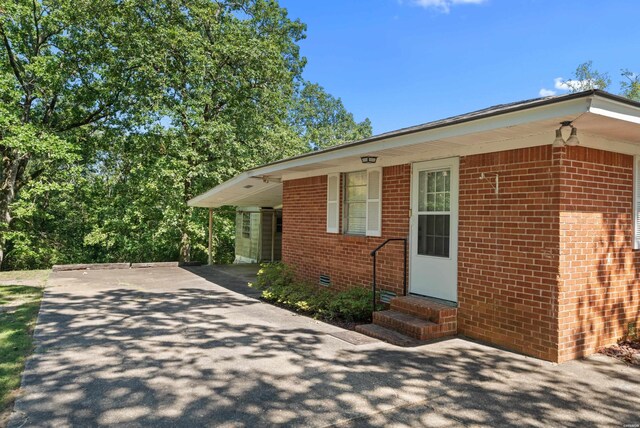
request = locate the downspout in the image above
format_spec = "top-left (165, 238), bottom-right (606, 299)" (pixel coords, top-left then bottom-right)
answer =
top-left (208, 208), bottom-right (213, 265)
top-left (271, 210), bottom-right (276, 262)
top-left (256, 211), bottom-right (262, 263)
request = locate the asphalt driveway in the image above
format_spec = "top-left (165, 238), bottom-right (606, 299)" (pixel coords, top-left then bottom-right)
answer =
top-left (9, 265), bottom-right (639, 427)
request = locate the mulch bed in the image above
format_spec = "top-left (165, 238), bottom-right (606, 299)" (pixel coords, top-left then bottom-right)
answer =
top-left (258, 297), bottom-right (366, 331)
top-left (598, 338), bottom-right (640, 366)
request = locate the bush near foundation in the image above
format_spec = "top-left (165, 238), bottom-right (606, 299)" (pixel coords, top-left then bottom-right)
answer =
top-left (251, 263), bottom-right (381, 323)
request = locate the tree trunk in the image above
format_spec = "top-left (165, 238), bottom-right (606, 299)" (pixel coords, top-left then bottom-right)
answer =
top-left (0, 200), bottom-right (11, 270)
top-left (0, 153), bottom-right (24, 270)
top-left (0, 234), bottom-right (5, 270)
top-left (179, 231), bottom-right (191, 263)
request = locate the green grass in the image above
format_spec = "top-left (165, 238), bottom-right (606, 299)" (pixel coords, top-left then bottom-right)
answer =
top-left (0, 285), bottom-right (43, 423)
top-left (0, 270), bottom-right (49, 287)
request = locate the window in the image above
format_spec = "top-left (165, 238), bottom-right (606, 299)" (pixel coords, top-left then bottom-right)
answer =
top-left (344, 171), bottom-right (367, 234)
top-left (326, 168), bottom-right (381, 237)
top-left (417, 169), bottom-right (451, 257)
top-left (242, 212), bottom-right (251, 238)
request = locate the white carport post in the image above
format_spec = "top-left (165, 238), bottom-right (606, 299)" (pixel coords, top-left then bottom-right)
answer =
top-left (208, 208), bottom-right (213, 265)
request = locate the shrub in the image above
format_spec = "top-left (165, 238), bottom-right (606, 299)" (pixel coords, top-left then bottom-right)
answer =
top-left (325, 287), bottom-right (377, 322)
top-left (252, 263), bottom-right (381, 323)
top-left (253, 262), bottom-right (294, 290)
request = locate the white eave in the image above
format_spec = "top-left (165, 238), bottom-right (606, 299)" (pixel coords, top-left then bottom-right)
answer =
top-left (188, 172), bottom-right (283, 208)
top-left (188, 90), bottom-right (640, 208)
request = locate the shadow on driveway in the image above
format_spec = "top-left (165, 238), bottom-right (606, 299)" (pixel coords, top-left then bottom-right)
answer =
top-left (9, 266), bottom-right (639, 427)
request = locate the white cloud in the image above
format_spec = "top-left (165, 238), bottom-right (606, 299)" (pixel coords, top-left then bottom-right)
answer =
top-left (554, 77), bottom-right (572, 91)
top-left (538, 76), bottom-right (607, 99)
top-left (538, 88), bottom-right (556, 97)
top-left (554, 77), bottom-right (603, 91)
top-left (409, 0), bottom-right (487, 13)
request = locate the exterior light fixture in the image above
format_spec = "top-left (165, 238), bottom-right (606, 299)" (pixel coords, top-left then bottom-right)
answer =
top-left (249, 175), bottom-right (282, 184)
top-left (361, 155), bottom-right (378, 164)
top-left (552, 128), bottom-right (566, 147)
top-left (565, 127), bottom-right (580, 146)
top-left (552, 121), bottom-right (580, 147)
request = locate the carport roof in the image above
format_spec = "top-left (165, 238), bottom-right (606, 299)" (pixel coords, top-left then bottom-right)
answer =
top-left (188, 89), bottom-right (640, 208)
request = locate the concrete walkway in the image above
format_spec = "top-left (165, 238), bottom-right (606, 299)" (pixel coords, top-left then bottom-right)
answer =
top-left (9, 266), bottom-right (639, 427)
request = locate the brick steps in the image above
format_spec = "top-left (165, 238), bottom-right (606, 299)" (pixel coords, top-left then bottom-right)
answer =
top-left (356, 295), bottom-right (457, 346)
top-left (355, 324), bottom-right (424, 347)
top-left (390, 295), bottom-right (457, 323)
top-left (373, 310), bottom-right (437, 340)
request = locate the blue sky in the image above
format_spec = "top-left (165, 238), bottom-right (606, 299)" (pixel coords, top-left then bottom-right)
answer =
top-left (279, 0), bottom-right (640, 134)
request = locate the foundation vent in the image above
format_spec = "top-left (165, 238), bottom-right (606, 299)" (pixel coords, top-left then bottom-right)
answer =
top-left (380, 290), bottom-right (397, 304)
top-left (319, 274), bottom-right (331, 287)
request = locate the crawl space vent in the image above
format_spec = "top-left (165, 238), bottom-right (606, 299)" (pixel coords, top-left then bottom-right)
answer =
top-left (319, 274), bottom-right (331, 287)
top-left (380, 290), bottom-right (397, 304)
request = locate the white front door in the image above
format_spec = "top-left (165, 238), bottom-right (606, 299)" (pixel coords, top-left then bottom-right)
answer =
top-left (410, 158), bottom-right (459, 302)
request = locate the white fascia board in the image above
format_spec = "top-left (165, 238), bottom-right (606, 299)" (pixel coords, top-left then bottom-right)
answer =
top-left (589, 97), bottom-right (640, 125)
top-left (190, 96), bottom-right (597, 205)
top-left (246, 97), bottom-right (591, 179)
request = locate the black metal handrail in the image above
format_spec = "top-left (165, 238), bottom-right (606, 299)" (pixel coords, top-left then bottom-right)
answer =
top-left (370, 238), bottom-right (407, 314)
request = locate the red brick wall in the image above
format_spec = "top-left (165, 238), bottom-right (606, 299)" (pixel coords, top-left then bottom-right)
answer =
top-left (282, 165), bottom-right (410, 296)
top-left (281, 146), bottom-right (640, 362)
top-left (556, 147), bottom-right (640, 362)
top-left (457, 146), bottom-right (561, 361)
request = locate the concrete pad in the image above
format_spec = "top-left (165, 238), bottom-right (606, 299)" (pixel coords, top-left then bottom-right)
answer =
top-left (52, 263), bottom-right (131, 272)
top-left (9, 265), bottom-right (639, 427)
top-left (131, 262), bottom-right (180, 269)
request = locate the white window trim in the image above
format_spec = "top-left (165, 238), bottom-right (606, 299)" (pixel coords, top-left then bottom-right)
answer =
top-left (343, 170), bottom-right (367, 235)
top-left (338, 168), bottom-right (383, 237)
top-left (634, 155), bottom-right (640, 250)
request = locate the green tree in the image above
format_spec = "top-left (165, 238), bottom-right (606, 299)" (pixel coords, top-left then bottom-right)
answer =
top-left (565, 61), bottom-right (638, 101)
top-left (1, 0), bottom-right (373, 268)
top-left (290, 81), bottom-right (372, 150)
top-left (0, 0), bottom-right (172, 267)
top-left (564, 61), bottom-right (611, 91)
top-left (148, 0), bottom-right (308, 262)
top-left (620, 69), bottom-right (640, 101)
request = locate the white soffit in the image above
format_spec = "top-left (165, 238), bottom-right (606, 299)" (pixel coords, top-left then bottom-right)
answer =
top-left (189, 176), bottom-right (282, 208)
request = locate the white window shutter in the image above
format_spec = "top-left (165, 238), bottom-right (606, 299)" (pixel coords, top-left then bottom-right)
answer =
top-left (327, 174), bottom-right (340, 233)
top-left (634, 156), bottom-right (640, 249)
top-left (366, 167), bottom-right (382, 237)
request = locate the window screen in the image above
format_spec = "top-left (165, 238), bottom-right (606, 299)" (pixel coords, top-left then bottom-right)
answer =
top-left (242, 212), bottom-right (251, 238)
top-left (344, 171), bottom-right (367, 235)
top-left (417, 169), bottom-right (451, 257)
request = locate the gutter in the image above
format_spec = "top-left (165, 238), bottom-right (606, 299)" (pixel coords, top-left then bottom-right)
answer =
top-left (188, 89), bottom-right (640, 206)
top-left (243, 89), bottom-right (639, 174)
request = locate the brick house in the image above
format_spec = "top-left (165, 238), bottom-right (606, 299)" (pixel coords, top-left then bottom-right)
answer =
top-left (189, 90), bottom-right (640, 362)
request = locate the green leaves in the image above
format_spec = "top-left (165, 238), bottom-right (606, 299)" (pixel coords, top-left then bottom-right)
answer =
top-left (253, 262), bottom-right (380, 323)
top-left (291, 80), bottom-right (372, 150)
top-left (0, 0), bottom-right (371, 269)
top-left (568, 61), bottom-right (612, 92)
top-left (621, 69), bottom-right (640, 101)
top-left (567, 61), bottom-right (639, 101)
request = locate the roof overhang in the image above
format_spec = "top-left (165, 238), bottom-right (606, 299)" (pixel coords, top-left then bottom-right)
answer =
top-left (189, 90), bottom-right (640, 208)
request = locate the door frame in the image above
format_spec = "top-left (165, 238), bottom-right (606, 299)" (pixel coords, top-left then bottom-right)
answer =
top-left (408, 156), bottom-right (459, 302)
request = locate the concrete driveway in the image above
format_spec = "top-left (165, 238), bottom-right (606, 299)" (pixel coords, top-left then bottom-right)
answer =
top-left (9, 266), bottom-right (639, 427)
